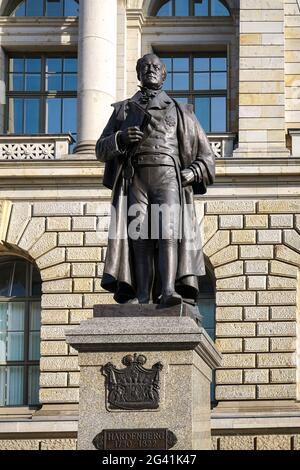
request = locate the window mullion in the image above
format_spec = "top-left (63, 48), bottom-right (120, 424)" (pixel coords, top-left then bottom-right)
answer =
top-left (24, 300), bottom-right (30, 406)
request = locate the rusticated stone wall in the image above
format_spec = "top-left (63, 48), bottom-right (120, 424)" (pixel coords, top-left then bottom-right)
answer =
top-left (201, 199), bottom-right (299, 401)
top-left (1, 197), bottom-right (299, 406)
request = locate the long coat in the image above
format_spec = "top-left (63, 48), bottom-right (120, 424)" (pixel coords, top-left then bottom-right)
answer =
top-left (96, 91), bottom-right (215, 303)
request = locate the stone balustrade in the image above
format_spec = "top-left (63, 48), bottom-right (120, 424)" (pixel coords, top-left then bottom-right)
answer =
top-left (0, 133), bottom-right (237, 160)
top-left (0, 135), bottom-right (74, 160)
top-left (209, 134), bottom-right (237, 159)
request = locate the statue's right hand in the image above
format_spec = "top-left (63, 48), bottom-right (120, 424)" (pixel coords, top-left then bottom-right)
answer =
top-left (118, 127), bottom-right (144, 149)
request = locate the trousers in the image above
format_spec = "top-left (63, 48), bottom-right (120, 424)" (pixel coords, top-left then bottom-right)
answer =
top-left (128, 164), bottom-right (181, 303)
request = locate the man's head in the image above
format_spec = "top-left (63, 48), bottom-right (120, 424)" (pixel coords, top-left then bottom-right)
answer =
top-left (136, 54), bottom-right (167, 90)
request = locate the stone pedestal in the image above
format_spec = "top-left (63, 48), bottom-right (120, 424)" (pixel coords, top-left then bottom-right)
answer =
top-left (65, 304), bottom-right (222, 451)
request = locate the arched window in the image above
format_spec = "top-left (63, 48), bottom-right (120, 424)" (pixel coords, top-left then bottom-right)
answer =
top-left (0, 258), bottom-right (41, 407)
top-left (198, 265), bottom-right (216, 403)
top-left (154, 0), bottom-right (230, 17)
top-left (11, 0), bottom-right (78, 17)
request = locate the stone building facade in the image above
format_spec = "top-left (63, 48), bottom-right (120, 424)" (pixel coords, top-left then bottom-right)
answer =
top-left (0, 0), bottom-right (299, 451)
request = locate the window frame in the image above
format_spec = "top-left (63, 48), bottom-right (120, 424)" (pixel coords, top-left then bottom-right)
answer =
top-left (10, 0), bottom-right (79, 17)
top-left (160, 52), bottom-right (229, 133)
top-left (152, 0), bottom-right (231, 17)
top-left (5, 52), bottom-right (77, 140)
top-left (0, 259), bottom-right (41, 407)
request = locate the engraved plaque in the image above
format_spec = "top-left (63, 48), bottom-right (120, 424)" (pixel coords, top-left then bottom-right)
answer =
top-left (93, 429), bottom-right (177, 450)
top-left (102, 354), bottom-right (163, 410)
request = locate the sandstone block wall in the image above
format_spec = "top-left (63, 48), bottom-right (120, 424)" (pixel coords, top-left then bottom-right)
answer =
top-left (1, 197), bottom-right (299, 406)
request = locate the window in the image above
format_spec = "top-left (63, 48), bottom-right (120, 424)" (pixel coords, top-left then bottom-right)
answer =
top-left (0, 259), bottom-right (41, 407)
top-left (7, 55), bottom-right (77, 148)
top-left (161, 54), bottom-right (227, 133)
top-left (154, 0), bottom-right (230, 17)
top-left (197, 267), bottom-right (216, 403)
top-left (11, 0), bottom-right (78, 17)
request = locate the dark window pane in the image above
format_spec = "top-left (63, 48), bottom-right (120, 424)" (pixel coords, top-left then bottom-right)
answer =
top-left (46, 0), bottom-right (63, 16)
top-left (46, 58), bottom-right (62, 73)
top-left (28, 366), bottom-right (40, 405)
top-left (11, 263), bottom-right (27, 297)
top-left (198, 273), bottom-right (214, 294)
top-left (25, 74), bottom-right (41, 92)
top-left (173, 58), bottom-right (189, 72)
top-left (25, 58), bottom-right (41, 73)
top-left (173, 96), bottom-right (189, 104)
top-left (9, 99), bottom-right (24, 134)
top-left (157, 1), bottom-right (172, 16)
top-left (7, 332), bottom-right (24, 360)
top-left (211, 57), bottom-right (227, 71)
top-left (163, 74), bottom-right (172, 90)
top-left (199, 298), bottom-right (215, 332)
top-left (14, 2), bottom-right (26, 16)
top-left (211, 0), bottom-right (230, 16)
top-left (195, 97), bottom-right (210, 132)
top-left (32, 269), bottom-right (42, 297)
top-left (10, 74), bottom-right (24, 91)
top-left (10, 58), bottom-right (24, 73)
top-left (26, 0), bottom-right (43, 16)
top-left (194, 73), bottom-right (210, 90)
top-left (7, 366), bottom-right (24, 405)
top-left (30, 303), bottom-right (41, 331)
top-left (63, 58), bottom-right (77, 73)
top-left (46, 74), bottom-right (62, 91)
top-left (211, 96), bottom-right (226, 132)
top-left (8, 303), bottom-right (25, 330)
top-left (64, 0), bottom-right (79, 16)
top-left (24, 99), bottom-right (40, 134)
top-left (194, 58), bottom-right (209, 72)
top-left (173, 73), bottom-right (189, 90)
top-left (175, 0), bottom-right (188, 16)
top-left (46, 98), bottom-right (62, 133)
top-left (194, 0), bottom-right (209, 16)
top-left (211, 72), bottom-right (227, 89)
top-left (63, 74), bottom-right (77, 91)
top-left (161, 57), bottom-right (172, 72)
top-left (0, 333), bottom-right (6, 362)
top-left (0, 304), bottom-right (8, 331)
top-left (62, 98), bottom-right (77, 135)
top-left (29, 332), bottom-right (40, 360)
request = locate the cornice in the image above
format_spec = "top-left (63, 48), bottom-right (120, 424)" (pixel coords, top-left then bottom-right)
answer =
top-left (143, 16), bottom-right (234, 28)
top-left (0, 157), bottom-right (298, 184)
top-left (0, 17), bottom-right (78, 27)
top-left (126, 9), bottom-right (145, 28)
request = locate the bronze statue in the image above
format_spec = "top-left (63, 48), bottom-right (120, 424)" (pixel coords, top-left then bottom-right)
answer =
top-left (96, 54), bottom-right (215, 306)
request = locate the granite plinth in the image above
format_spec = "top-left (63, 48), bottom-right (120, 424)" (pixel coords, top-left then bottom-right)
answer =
top-left (65, 304), bottom-right (222, 450)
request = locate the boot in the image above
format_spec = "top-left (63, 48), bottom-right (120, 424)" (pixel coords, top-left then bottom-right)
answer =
top-left (158, 239), bottom-right (182, 307)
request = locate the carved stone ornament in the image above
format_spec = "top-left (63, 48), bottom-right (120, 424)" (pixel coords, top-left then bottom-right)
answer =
top-left (102, 354), bottom-right (163, 410)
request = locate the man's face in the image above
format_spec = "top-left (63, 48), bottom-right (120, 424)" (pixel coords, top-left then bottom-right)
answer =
top-left (139, 56), bottom-right (165, 90)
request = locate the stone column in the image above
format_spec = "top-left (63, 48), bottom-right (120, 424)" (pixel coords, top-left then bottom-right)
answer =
top-left (75, 0), bottom-right (117, 154)
top-left (234, 0), bottom-right (289, 158)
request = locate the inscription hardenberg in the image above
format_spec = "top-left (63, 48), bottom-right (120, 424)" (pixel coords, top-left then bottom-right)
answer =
top-left (93, 428), bottom-right (177, 450)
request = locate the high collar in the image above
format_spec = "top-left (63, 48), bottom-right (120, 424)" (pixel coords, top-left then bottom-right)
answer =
top-left (130, 90), bottom-right (173, 110)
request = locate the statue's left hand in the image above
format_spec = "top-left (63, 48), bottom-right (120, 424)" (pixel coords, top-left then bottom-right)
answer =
top-left (181, 168), bottom-right (195, 187)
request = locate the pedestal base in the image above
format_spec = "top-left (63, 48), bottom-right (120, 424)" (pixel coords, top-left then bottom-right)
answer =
top-left (66, 304), bottom-right (221, 450)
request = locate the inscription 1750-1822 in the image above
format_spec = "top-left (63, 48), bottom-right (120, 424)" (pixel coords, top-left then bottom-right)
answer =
top-left (93, 429), bottom-right (177, 451)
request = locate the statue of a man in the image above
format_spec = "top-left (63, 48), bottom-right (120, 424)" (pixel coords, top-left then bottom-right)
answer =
top-left (96, 54), bottom-right (215, 306)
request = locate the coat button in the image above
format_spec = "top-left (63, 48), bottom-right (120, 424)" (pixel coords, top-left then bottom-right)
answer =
top-left (155, 145), bottom-right (159, 149)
